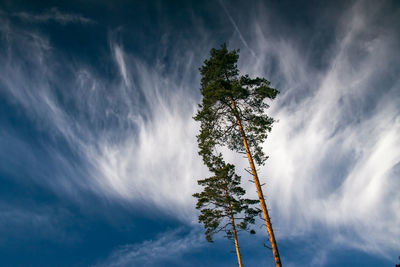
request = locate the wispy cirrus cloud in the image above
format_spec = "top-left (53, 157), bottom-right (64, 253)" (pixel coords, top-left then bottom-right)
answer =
top-left (13, 7), bottom-right (94, 25)
top-left (112, 44), bottom-right (131, 87)
top-left (96, 228), bottom-right (203, 267)
top-left (235, 0), bottom-right (400, 261)
top-left (0, 200), bottom-right (79, 244)
top-left (0, 0), bottom-right (399, 265)
top-left (86, 37), bottom-right (211, 221)
top-left (0, 15), bottom-right (211, 220)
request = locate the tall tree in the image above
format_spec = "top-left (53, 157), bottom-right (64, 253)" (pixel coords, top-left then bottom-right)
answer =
top-left (194, 44), bottom-right (282, 266)
top-left (193, 157), bottom-right (260, 267)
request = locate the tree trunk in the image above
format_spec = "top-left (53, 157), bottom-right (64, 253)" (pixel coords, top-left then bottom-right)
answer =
top-left (230, 208), bottom-right (243, 267)
top-left (226, 189), bottom-right (243, 267)
top-left (231, 99), bottom-right (282, 267)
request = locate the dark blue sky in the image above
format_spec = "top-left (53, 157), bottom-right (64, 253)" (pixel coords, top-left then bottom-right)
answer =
top-left (0, 0), bottom-right (399, 266)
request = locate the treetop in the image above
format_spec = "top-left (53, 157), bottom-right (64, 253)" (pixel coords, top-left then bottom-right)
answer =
top-left (194, 44), bottom-right (279, 166)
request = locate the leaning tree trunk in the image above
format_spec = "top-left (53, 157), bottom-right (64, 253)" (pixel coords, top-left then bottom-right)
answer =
top-left (230, 207), bottom-right (243, 267)
top-left (231, 99), bottom-right (282, 267)
top-left (226, 190), bottom-right (243, 267)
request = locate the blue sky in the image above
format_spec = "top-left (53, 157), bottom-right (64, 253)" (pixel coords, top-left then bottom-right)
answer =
top-left (0, 0), bottom-right (399, 266)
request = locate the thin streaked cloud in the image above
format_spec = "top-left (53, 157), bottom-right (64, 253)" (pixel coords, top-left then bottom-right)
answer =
top-left (13, 7), bottom-right (94, 25)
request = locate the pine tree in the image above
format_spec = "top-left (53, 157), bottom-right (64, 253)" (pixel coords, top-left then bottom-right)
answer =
top-left (193, 156), bottom-right (260, 267)
top-left (194, 44), bottom-right (282, 266)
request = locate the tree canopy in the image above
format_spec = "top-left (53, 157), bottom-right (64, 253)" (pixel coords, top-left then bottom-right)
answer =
top-left (193, 158), bottom-right (260, 243)
top-left (194, 44), bottom-right (282, 266)
top-left (194, 44), bottom-right (279, 168)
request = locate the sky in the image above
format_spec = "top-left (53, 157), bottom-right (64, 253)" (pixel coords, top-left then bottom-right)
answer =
top-left (0, 0), bottom-right (399, 266)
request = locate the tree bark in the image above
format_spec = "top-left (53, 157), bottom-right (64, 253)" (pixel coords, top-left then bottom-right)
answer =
top-left (230, 207), bottom-right (243, 267)
top-left (231, 99), bottom-right (282, 267)
top-left (226, 190), bottom-right (243, 267)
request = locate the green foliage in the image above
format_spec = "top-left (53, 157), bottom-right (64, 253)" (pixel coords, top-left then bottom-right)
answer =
top-left (193, 158), bottom-right (260, 242)
top-left (194, 43), bottom-right (279, 166)
top-left (193, 44), bottom-right (282, 265)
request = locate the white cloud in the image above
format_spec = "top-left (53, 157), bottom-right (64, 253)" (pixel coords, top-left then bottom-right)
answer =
top-left (112, 44), bottom-right (131, 87)
top-left (85, 46), bottom-right (210, 221)
top-left (13, 7), bottom-right (94, 25)
top-left (0, 0), bottom-right (399, 262)
top-left (236, 0), bottom-right (400, 258)
top-left (0, 19), bottom-right (211, 221)
top-left (96, 228), bottom-right (203, 267)
top-left (0, 203), bottom-right (78, 243)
